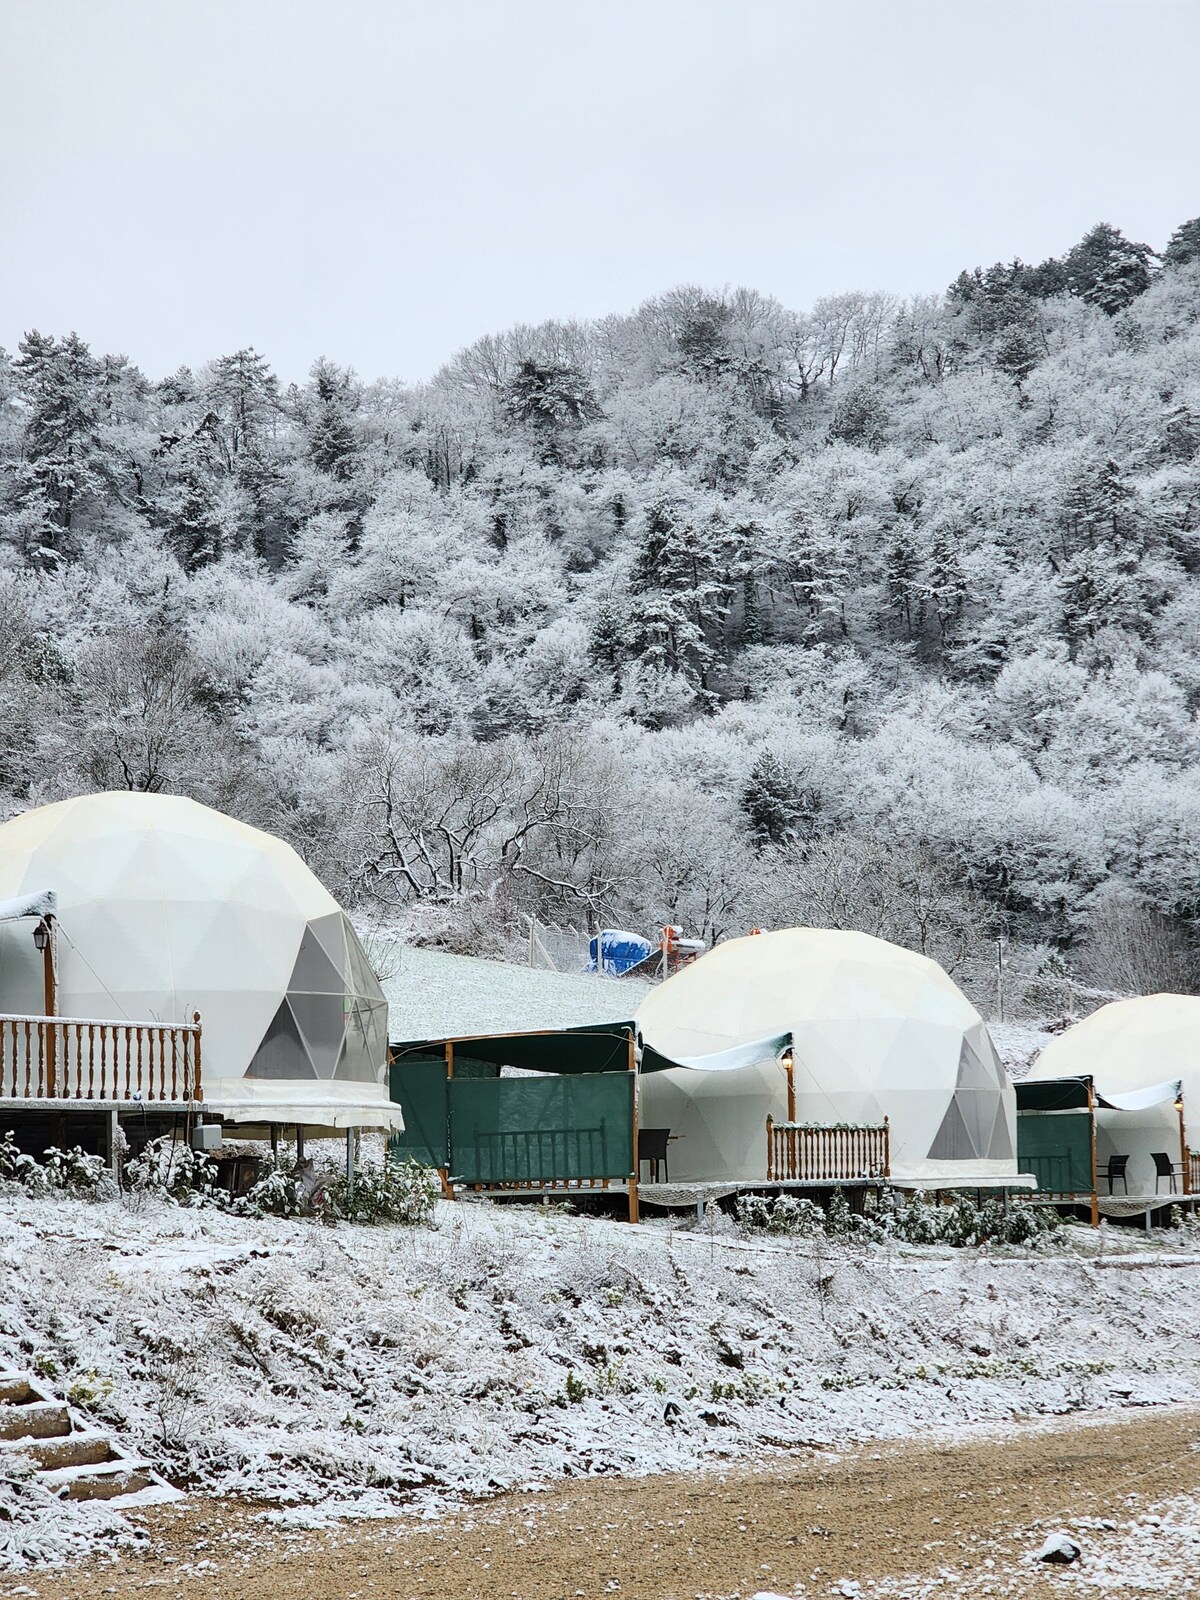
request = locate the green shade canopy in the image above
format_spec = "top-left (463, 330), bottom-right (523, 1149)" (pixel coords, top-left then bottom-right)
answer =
top-left (390, 1022), bottom-right (636, 1077)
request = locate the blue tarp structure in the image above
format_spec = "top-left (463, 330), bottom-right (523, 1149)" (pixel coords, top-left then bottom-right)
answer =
top-left (588, 929), bottom-right (654, 977)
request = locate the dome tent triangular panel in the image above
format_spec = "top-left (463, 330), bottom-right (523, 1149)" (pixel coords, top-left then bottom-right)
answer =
top-left (636, 927), bottom-right (1017, 1184)
top-left (0, 793), bottom-right (400, 1131)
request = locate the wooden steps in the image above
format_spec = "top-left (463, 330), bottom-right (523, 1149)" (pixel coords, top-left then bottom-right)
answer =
top-left (0, 1369), bottom-right (179, 1507)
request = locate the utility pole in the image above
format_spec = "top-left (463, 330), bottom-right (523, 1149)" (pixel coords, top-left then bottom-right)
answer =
top-left (995, 938), bottom-right (1005, 1024)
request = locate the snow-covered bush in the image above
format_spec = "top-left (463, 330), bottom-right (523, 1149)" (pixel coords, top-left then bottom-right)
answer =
top-left (0, 1133), bottom-right (110, 1198)
top-left (236, 1154), bottom-right (305, 1218)
top-left (0, 1447), bottom-right (140, 1569)
top-left (125, 1133), bottom-right (216, 1203)
top-left (41, 1145), bottom-right (110, 1196)
top-left (737, 1184), bottom-right (1060, 1249)
top-left (735, 1192), bottom-right (824, 1236)
top-left (0, 1130), bottom-right (47, 1191)
top-left (321, 1157), bottom-right (439, 1227)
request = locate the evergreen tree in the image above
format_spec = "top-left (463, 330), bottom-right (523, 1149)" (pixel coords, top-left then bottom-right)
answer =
top-left (1162, 216), bottom-right (1200, 269)
top-left (11, 331), bottom-right (105, 556)
top-left (306, 359), bottom-right (360, 481)
top-left (1061, 223), bottom-right (1156, 314)
top-left (740, 750), bottom-right (806, 848)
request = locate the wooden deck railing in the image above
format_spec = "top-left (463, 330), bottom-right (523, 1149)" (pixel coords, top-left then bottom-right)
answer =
top-left (1189, 1150), bottom-right (1200, 1195)
top-left (0, 1013), bottom-right (202, 1104)
top-left (766, 1116), bottom-right (890, 1182)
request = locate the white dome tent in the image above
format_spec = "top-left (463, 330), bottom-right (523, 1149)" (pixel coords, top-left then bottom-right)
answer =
top-left (0, 792), bottom-right (399, 1133)
top-left (636, 928), bottom-right (1018, 1186)
top-left (1027, 995), bottom-right (1196, 1198)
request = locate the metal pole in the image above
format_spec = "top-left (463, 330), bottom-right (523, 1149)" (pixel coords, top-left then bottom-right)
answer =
top-left (995, 938), bottom-right (1004, 1024)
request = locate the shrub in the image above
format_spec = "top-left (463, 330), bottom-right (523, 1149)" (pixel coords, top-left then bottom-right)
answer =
top-left (735, 1192), bottom-right (823, 1237)
top-left (320, 1157), bottom-right (439, 1227)
top-left (125, 1134), bottom-right (216, 1203)
top-left (737, 1184), bottom-right (1059, 1249)
top-left (0, 1132), bottom-right (111, 1198)
top-left (236, 1154), bottom-right (305, 1218)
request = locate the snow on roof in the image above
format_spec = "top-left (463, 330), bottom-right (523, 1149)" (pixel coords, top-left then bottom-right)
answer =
top-left (383, 945), bottom-right (651, 1042)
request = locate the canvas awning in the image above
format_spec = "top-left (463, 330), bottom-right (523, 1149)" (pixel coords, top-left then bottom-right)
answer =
top-left (640, 1031), bottom-right (792, 1074)
top-left (0, 889), bottom-right (55, 923)
top-left (390, 1022), bottom-right (636, 1076)
top-left (1016, 1074), bottom-right (1182, 1114)
top-left (388, 1023), bottom-right (792, 1078)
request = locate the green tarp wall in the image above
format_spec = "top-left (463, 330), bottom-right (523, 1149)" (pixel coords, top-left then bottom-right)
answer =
top-left (1017, 1111), bottom-right (1094, 1193)
top-left (449, 1072), bottom-right (634, 1183)
top-left (388, 1027), bottom-right (636, 1183)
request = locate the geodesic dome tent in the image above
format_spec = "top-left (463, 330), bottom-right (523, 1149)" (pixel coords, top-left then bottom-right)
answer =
top-left (1027, 995), bottom-right (1195, 1196)
top-left (0, 792), bottom-right (399, 1131)
top-left (636, 927), bottom-right (1017, 1185)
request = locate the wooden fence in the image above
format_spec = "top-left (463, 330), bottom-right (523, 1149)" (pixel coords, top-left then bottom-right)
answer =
top-left (0, 1013), bottom-right (203, 1104)
top-left (1190, 1150), bottom-right (1200, 1195)
top-left (766, 1116), bottom-right (890, 1182)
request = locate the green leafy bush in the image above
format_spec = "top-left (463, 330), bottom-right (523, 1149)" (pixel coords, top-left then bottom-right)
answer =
top-left (320, 1157), bottom-right (439, 1227)
top-left (0, 1131), bottom-right (111, 1197)
top-left (125, 1133), bottom-right (216, 1202)
top-left (736, 1184), bottom-right (1059, 1249)
top-left (735, 1192), bottom-right (823, 1236)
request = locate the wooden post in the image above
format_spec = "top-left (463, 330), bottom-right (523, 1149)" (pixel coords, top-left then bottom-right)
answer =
top-left (627, 1027), bottom-right (639, 1224)
top-left (1178, 1094), bottom-right (1190, 1197)
top-left (785, 1053), bottom-right (796, 1124)
top-left (192, 1012), bottom-right (203, 1102)
top-left (766, 1114), bottom-right (774, 1181)
top-left (1087, 1078), bottom-right (1099, 1227)
top-left (41, 917), bottom-right (57, 1096)
top-left (296, 1126), bottom-right (305, 1162)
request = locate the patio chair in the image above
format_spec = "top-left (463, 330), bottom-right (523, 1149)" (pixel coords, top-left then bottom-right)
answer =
top-left (638, 1127), bottom-right (671, 1184)
top-left (1152, 1151), bottom-right (1180, 1194)
top-left (1105, 1154), bottom-right (1129, 1196)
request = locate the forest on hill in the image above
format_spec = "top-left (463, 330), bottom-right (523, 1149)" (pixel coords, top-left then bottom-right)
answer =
top-left (3, 217), bottom-right (1200, 1010)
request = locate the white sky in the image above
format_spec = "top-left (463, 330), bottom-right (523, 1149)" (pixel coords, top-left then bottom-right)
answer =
top-left (1, 0), bottom-right (1197, 385)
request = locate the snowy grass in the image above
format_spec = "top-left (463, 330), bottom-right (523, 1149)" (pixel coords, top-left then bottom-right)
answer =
top-left (2, 1188), bottom-right (1200, 1570)
top-left (381, 944), bottom-right (650, 1041)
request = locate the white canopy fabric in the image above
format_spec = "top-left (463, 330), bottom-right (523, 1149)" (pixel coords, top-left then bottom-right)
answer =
top-left (0, 889), bottom-right (55, 923)
top-left (636, 928), bottom-right (1017, 1185)
top-left (646, 1031), bottom-right (792, 1074)
top-left (0, 794), bottom-right (395, 1130)
top-left (1098, 1078), bottom-right (1182, 1113)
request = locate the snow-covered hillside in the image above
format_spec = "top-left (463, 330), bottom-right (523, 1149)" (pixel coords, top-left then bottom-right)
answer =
top-left (3, 1190), bottom-right (1200, 1567)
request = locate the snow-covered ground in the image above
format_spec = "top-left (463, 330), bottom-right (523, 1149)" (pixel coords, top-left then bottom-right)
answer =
top-left (382, 944), bottom-right (650, 1041)
top-left (3, 1187), bottom-right (1200, 1569)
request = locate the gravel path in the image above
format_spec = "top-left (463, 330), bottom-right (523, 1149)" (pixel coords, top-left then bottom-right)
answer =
top-left (9, 1403), bottom-right (1199, 1600)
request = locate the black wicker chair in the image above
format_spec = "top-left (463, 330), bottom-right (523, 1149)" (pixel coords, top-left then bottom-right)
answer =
top-left (1152, 1151), bottom-right (1180, 1194)
top-left (638, 1127), bottom-right (670, 1184)
top-left (1106, 1154), bottom-right (1130, 1196)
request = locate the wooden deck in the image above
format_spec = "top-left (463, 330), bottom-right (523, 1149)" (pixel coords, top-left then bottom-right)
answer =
top-left (0, 1012), bottom-right (202, 1104)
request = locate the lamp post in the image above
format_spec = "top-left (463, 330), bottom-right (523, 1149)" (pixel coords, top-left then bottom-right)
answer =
top-left (780, 1045), bottom-right (796, 1123)
top-left (32, 915), bottom-right (57, 1094)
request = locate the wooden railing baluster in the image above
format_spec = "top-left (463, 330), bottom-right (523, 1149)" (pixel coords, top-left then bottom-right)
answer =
top-left (0, 1013), bottom-right (202, 1107)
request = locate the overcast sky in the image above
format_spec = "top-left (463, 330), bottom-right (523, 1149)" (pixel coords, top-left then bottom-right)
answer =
top-left (2, 0), bottom-right (1197, 385)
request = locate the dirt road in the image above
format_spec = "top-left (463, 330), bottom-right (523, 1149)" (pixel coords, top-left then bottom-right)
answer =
top-left (10, 1405), bottom-right (1200, 1600)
